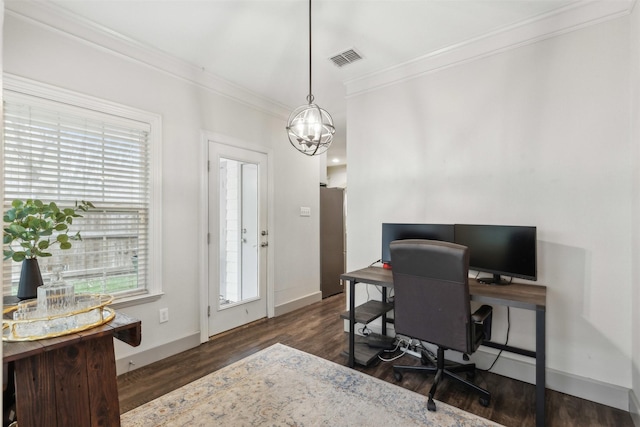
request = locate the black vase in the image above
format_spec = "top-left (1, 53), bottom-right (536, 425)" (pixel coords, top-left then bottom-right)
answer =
top-left (17, 258), bottom-right (44, 300)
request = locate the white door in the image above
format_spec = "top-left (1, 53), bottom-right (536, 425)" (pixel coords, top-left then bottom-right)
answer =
top-left (208, 142), bottom-right (268, 337)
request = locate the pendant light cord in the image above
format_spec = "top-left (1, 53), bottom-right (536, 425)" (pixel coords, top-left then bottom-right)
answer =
top-left (307, 0), bottom-right (314, 104)
top-left (285, 0), bottom-right (335, 156)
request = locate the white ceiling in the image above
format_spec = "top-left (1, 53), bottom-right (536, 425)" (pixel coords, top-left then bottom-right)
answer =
top-left (19, 0), bottom-right (600, 163)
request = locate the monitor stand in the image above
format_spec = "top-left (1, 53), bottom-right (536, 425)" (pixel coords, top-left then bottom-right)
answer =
top-left (478, 274), bottom-right (510, 285)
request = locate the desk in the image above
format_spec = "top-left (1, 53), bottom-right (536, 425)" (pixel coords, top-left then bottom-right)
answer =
top-left (3, 311), bottom-right (141, 427)
top-left (341, 266), bottom-right (546, 427)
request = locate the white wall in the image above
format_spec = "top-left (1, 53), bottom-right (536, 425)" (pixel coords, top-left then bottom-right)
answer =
top-left (3, 8), bottom-right (320, 367)
top-left (346, 14), bottom-right (633, 404)
top-left (327, 165), bottom-right (347, 189)
top-left (0, 0), bottom-right (4, 389)
top-left (631, 1), bottom-right (640, 423)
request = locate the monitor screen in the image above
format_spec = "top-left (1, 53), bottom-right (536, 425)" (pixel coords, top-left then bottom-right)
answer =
top-left (381, 223), bottom-right (454, 264)
top-left (454, 224), bottom-right (537, 284)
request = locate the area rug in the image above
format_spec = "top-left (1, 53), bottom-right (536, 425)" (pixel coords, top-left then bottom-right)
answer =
top-left (120, 343), bottom-right (502, 427)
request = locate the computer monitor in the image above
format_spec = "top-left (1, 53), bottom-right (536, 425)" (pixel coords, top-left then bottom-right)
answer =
top-left (453, 224), bottom-right (537, 285)
top-left (381, 223), bottom-right (454, 265)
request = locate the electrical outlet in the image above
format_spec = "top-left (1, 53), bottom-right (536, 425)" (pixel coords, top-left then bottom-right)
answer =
top-left (159, 307), bottom-right (169, 323)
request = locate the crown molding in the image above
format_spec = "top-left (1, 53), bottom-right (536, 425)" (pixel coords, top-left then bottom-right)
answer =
top-left (7, 1), bottom-right (634, 110)
top-left (5, 1), bottom-right (291, 119)
top-left (345, 0), bottom-right (635, 98)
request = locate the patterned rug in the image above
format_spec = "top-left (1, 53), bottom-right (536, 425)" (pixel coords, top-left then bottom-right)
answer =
top-left (120, 343), bottom-right (502, 427)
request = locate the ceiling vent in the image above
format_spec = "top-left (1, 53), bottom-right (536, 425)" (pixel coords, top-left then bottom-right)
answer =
top-left (329, 49), bottom-right (363, 67)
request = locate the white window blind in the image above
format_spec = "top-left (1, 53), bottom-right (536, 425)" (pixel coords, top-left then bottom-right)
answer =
top-left (3, 87), bottom-right (157, 298)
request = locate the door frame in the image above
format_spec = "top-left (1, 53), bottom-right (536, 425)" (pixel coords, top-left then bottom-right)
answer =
top-left (199, 130), bottom-right (275, 343)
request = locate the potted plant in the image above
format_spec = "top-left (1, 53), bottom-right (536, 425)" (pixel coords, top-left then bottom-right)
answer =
top-left (3, 199), bottom-right (94, 299)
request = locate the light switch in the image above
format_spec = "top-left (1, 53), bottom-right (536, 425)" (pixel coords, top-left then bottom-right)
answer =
top-left (300, 206), bottom-right (311, 217)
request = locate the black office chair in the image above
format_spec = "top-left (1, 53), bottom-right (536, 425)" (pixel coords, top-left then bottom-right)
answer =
top-left (390, 239), bottom-right (492, 412)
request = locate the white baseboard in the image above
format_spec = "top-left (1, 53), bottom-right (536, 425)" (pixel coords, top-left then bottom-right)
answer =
top-left (364, 325), bottom-right (630, 411)
top-left (453, 347), bottom-right (629, 410)
top-left (115, 332), bottom-right (201, 375)
top-left (475, 349), bottom-right (629, 411)
top-left (630, 389), bottom-right (640, 427)
top-left (115, 293), bottom-right (323, 376)
top-left (274, 291), bottom-right (322, 317)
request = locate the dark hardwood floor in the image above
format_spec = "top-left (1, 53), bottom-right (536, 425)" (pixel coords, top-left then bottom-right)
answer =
top-left (117, 293), bottom-right (634, 427)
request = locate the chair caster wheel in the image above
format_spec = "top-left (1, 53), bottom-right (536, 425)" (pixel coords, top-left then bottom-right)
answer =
top-left (393, 371), bottom-right (403, 381)
top-left (479, 397), bottom-right (490, 407)
top-left (427, 398), bottom-right (436, 412)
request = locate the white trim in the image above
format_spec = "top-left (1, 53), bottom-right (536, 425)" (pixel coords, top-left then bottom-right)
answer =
top-left (0, 0), bottom-right (5, 333)
top-left (110, 291), bottom-right (163, 310)
top-left (198, 135), bottom-right (210, 344)
top-left (345, 0), bottom-right (634, 98)
top-left (115, 331), bottom-right (200, 375)
top-left (5, 2), bottom-right (290, 120)
top-left (483, 352), bottom-right (630, 411)
top-left (469, 347), bottom-right (630, 410)
top-left (274, 291), bottom-right (323, 317)
top-left (364, 322), bottom-right (630, 411)
top-left (3, 74), bottom-right (163, 301)
top-left (7, 0), bottom-right (633, 118)
top-left (198, 130), bottom-right (275, 344)
top-left (631, 388), bottom-right (640, 427)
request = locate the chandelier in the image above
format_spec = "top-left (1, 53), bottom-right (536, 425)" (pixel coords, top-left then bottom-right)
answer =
top-left (286, 0), bottom-right (335, 156)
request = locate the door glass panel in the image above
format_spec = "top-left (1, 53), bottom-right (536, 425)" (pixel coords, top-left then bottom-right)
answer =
top-left (218, 158), bottom-right (259, 308)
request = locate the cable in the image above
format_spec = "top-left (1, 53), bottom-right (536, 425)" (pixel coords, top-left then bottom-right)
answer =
top-left (419, 341), bottom-right (437, 361)
top-left (471, 271), bottom-right (512, 371)
top-left (358, 325), bottom-right (373, 336)
top-left (378, 350), bottom-right (408, 362)
top-left (478, 306), bottom-right (510, 372)
top-left (473, 271), bottom-right (514, 285)
top-left (377, 337), bottom-right (410, 362)
top-left (360, 259), bottom-right (381, 304)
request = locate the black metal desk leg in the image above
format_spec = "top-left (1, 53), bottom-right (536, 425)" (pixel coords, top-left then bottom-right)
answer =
top-left (536, 307), bottom-right (546, 427)
top-left (348, 279), bottom-right (356, 368)
top-left (381, 287), bottom-right (387, 336)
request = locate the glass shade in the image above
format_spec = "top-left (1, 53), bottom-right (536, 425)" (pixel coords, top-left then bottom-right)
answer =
top-left (286, 103), bottom-right (335, 156)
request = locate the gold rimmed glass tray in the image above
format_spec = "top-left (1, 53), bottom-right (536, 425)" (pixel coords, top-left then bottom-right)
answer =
top-left (3, 294), bottom-right (115, 342)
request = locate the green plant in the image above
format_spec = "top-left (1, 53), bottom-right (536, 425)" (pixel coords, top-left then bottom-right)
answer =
top-left (3, 199), bottom-right (95, 262)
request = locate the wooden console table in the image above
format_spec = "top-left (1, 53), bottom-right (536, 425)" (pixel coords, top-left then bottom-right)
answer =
top-left (3, 311), bottom-right (141, 427)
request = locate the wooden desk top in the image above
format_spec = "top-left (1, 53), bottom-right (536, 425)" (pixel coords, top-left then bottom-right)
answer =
top-left (341, 266), bottom-right (396, 286)
top-left (341, 266), bottom-right (546, 311)
top-left (3, 311), bottom-right (141, 363)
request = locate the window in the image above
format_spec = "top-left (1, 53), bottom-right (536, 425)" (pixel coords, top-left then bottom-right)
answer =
top-left (2, 76), bottom-right (162, 301)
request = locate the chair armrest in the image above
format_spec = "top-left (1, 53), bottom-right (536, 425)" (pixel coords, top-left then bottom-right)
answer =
top-left (471, 304), bottom-right (493, 343)
top-left (471, 304), bottom-right (492, 323)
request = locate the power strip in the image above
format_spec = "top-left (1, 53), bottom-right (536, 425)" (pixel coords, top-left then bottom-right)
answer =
top-left (400, 346), bottom-right (422, 359)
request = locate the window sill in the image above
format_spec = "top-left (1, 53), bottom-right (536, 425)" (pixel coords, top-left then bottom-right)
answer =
top-left (111, 290), bottom-right (164, 309)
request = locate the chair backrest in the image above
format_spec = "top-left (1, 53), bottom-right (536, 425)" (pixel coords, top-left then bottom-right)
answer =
top-left (390, 239), bottom-right (472, 353)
